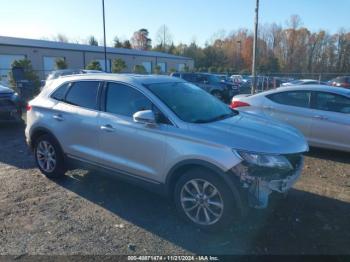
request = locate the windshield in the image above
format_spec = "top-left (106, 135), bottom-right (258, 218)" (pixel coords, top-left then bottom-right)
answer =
top-left (146, 82), bottom-right (237, 123)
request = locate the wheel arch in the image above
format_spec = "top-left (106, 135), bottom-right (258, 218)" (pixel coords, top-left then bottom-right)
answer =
top-left (165, 159), bottom-right (245, 214)
top-left (210, 88), bottom-right (222, 95)
top-left (29, 127), bottom-right (62, 151)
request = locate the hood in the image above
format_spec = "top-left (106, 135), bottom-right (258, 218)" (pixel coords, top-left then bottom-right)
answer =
top-left (0, 85), bottom-right (14, 94)
top-left (188, 112), bottom-right (308, 155)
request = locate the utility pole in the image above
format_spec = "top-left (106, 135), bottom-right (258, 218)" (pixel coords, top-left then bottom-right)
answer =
top-left (237, 40), bottom-right (242, 71)
top-left (251, 0), bottom-right (259, 94)
top-left (102, 0), bottom-right (108, 72)
top-left (163, 24), bottom-right (166, 52)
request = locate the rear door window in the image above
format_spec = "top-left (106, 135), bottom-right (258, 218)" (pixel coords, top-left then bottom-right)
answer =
top-left (65, 81), bottom-right (100, 110)
top-left (267, 91), bottom-right (311, 108)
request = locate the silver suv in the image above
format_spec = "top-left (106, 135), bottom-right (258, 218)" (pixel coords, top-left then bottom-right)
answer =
top-left (25, 74), bottom-right (308, 230)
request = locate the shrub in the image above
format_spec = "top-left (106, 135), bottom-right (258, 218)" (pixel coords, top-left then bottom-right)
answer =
top-left (8, 58), bottom-right (40, 98)
top-left (133, 65), bottom-right (147, 74)
top-left (86, 60), bottom-right (102, 71)
top-left (55, 58), bottom-right (68, 70)
top-left (153, 65), bottom-right (162, 75)
top-left (112, 58), bottom-right (127, 73)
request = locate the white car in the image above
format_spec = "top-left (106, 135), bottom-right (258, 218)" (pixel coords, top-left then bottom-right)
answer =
top-left (231, 85), bottom-right (350, 152)
top-left (281, 79), bottom-right (325, 86)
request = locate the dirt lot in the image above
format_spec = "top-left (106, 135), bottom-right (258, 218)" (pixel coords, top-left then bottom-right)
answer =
top-left (0, 123), bottom-right (349, 255)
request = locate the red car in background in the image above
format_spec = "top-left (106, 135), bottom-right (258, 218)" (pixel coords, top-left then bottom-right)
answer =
top-left (329, 76), bottom-right (350, 88)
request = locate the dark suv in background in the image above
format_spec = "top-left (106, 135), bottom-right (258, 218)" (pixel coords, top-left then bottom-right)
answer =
top-left (0, 84), bottom-right (22, 123)
top-left (170, 72), bottom-right (239, 102)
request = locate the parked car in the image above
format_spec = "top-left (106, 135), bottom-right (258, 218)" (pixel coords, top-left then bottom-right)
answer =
top-left (170, 72), bottom-right (239, 102)
top-left (26, 74), bottom-right (308, 230)
top-left (231, 85), bottom-right (350, 152)
top-left (230, 75), bottom-right (245, 84)
top-left (328, 76), bottom-right (350, 88)
top-left (281, 79), bottom-right (326, 87)
top-left (0, 84), bottom-right (22, 123)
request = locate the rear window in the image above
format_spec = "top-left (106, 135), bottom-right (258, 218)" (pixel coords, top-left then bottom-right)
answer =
top-left (65, 81), bottom-right (100, 110)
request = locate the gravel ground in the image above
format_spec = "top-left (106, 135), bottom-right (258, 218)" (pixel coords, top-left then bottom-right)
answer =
top-left (0, 123), bottom-right (349, 255)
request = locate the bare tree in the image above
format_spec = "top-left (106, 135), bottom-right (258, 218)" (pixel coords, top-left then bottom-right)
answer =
top-left (131, 29), bottom-right (152, 50)
top-left (55, 34), bottom-right (69, 43)
top-left (155, 25), bottom-right (173, 51)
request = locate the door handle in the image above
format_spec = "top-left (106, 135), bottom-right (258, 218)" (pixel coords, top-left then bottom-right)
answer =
top-left (53, 114), bottom-right (64, 121)
top-left (263, 106), bottom-right (274, 110)
top-left (100, 124), bottom-right (116, 132)
top-left (313, 115), bottom-right (328, 120)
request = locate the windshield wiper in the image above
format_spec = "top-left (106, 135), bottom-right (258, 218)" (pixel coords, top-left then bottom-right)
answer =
top-left (193, 111), bottom-right (238, 124)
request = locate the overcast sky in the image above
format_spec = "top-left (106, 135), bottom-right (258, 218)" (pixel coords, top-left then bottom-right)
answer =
top-left (1, 0), bottom-right (349, 46)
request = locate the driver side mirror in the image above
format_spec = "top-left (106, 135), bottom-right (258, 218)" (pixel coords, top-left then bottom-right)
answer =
top-left (133, 110), bottom-right (157, 126)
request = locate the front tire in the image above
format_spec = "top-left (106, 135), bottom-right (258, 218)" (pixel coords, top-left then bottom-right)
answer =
top-left (34, 134), bottom-right (66, 178)
top-left (174, 168), bottom-right (241, 231)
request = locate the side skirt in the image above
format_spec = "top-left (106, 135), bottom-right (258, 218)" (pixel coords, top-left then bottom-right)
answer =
top-left (65, 155), bottom-right (168, 197)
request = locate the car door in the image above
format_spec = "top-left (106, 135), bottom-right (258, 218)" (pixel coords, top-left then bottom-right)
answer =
top-left (263, 90), bottom-right (313, 139)
top-left (309, 91), bottom-right (350, 150)
top-left (50, 81), bottom-right (101, 162)
top-left (196, 75), bottom-right (212, 92)
top-left (97, 82), bottom-right (168, 182)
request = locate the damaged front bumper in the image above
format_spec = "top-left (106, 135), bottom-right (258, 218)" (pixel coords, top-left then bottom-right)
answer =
top-left (232, 155), bottom-right (304, 209)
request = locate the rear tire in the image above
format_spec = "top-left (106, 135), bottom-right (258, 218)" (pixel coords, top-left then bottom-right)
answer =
top-left (34, 134), bottom-right (66, 179)
top-left (174, 168), bottom-right (241, 231)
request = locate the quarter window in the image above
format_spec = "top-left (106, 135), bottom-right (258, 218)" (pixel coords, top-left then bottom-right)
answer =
top-left (65, 81), bottom-right (100, 110)
top-left (51, 83), bottom-right (71, 101)
top-left (314, 92), bottom-right (350, 114)
top-left (267, 91), bottom-right (311, 108)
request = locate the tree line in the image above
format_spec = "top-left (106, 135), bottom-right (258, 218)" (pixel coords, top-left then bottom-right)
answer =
top-left (75, 15), bottom-right (350, 76)
top-left (30, 15), bottom-right (350, 77)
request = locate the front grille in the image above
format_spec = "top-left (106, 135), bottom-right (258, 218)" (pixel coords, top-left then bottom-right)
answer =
top-left (0, 99), bottom-right (15, 107)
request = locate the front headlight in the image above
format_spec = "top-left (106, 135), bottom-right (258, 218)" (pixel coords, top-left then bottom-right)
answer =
top-left (237, 150), bottom-right (293, 170)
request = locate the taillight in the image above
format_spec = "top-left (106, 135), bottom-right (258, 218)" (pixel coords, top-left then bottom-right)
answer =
top-left (26, 104), bottom-right (32, 111)
top-left (230, 101), bottom-right (250, 109)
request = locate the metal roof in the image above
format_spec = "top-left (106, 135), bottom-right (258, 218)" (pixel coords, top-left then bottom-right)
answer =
top-left (0, 35), bottom-right (192, 61)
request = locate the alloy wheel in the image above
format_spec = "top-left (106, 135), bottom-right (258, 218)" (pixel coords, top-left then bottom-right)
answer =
top-left (36, 140), bottom-right (56, 173)
top-left (180, 179), bottom-right (224, 226)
